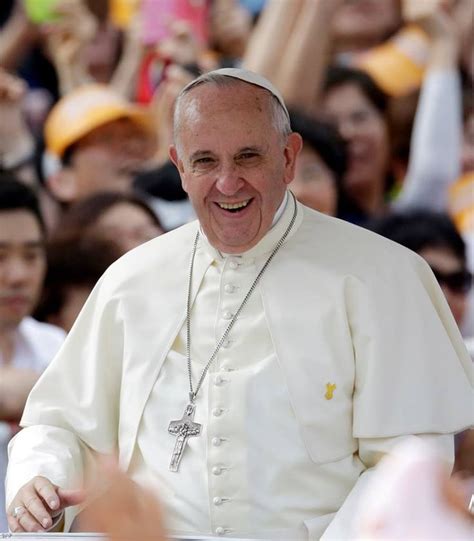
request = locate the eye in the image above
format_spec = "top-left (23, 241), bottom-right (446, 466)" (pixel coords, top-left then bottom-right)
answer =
top-left (351, 109), bottom-right (374, 125)
top-left (22, 246), bottom-right (45, 262)
top-left (192, 156), bottom-right (216, 170)
top-left (236, 152), bottom-right (261, 164)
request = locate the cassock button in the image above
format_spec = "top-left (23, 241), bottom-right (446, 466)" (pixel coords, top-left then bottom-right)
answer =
top-left (212, 466), bottom-right (223, 475)
top-left (213, 496), bottom-right (223, 506)
top-left (212, 437), bottom-right (222, 447)
top-left (224, 283), bottom-right (235, 293)
top-left (222, 311), bottom-right (233, 320)
top-left (215, 526), bottom-right (225, 535)
top-left (212, 407), bottom-right (223, 417)
top-left (229, 260), bottom-right (238, 270)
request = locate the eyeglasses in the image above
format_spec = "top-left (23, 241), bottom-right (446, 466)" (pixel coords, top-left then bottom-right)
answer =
top-left (430, 267), bottom-right (472, 294)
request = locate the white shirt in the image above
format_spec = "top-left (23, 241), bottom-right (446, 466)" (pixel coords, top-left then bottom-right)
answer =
top-left (0, 317), bottom-right (65, 533)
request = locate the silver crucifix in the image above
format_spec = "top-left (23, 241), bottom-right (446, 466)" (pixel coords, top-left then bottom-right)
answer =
top-left (168, 403), bottom-right (202, 472)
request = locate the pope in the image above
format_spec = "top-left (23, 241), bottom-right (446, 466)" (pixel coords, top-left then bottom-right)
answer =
top-left (5, 68), bottom-right (474, 539)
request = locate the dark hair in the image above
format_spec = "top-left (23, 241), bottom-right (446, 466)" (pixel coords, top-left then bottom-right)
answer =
top-left (368, 209), bottom-right (466, 263)
top-left (0, 172), bottom-right (45, 232)
top-left (34, 234), bottom-right (120, 323)
top-left (324, 65), bottom-right (389, 115)
top-left (52, 190), bottom-right (163, 239)
top-left (289, 110), bottom-right (347, 187)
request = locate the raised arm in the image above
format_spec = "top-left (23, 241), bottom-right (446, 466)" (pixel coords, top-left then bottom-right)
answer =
top-left (43, 0), bottom-right (97, 95)
top-left (243, 0), bottom-right (344, 112)
top-left (0, 2), bottom-right (38, 71)
top-left (242, 0), bottom-right (304, 84)
top-left (394, 1), bottom-right (462, 211)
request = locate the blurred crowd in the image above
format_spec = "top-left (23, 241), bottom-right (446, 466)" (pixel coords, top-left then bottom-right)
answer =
top-left (0, 0), bottom-right (473, 534)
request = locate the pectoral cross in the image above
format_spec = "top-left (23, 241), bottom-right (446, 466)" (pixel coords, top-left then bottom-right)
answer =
top-left (168, 403), bottom-right (202, 472)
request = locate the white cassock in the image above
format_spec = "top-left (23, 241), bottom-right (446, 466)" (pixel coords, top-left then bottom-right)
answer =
top-left (6, 194), bottom-right (474, 539)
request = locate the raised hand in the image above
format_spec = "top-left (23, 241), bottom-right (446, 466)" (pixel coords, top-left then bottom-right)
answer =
top-left (0, 68), bottom-right (35, 169)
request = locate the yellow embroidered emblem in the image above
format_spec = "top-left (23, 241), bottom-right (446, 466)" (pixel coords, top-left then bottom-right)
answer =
top-left (325, 383), bottom-right (336, 400)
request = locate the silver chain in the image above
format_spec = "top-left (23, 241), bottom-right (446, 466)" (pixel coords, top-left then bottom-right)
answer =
top-left (185, 193), bottom-right (298, 403)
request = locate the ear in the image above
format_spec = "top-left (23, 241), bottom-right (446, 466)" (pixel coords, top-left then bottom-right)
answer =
top-left (169, 145), bottom-right (183, 172)
top-left (168, 144), bottom-right (188, 193)
top-left (46, 168), bottom-right (78, 203)
top-left (283, 132), bottom-right (303, 185)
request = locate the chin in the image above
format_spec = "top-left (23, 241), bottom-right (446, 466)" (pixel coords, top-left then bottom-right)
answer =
top-left (1, 314), bottom-right (26, 328)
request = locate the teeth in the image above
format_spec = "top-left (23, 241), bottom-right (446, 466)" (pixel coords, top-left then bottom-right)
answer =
top-left (218, 200), bottom-right (250, 210)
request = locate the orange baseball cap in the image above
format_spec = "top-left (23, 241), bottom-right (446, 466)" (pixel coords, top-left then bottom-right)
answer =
top-left (44, 84), bottom-right (154, 158)
top-left (356, 25), bottom-right (430, 97)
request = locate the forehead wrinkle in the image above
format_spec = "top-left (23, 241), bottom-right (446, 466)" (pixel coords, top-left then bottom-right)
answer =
top-left (181, 84), bottom-right (273, 122)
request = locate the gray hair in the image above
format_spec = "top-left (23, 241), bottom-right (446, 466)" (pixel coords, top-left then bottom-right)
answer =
top-left (173, 73), bottom-right (292, 154)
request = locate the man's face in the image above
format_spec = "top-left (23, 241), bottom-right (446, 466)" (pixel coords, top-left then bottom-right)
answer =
top-left (52, 118), bottom-right (154, 203)
top-left (170, 83), bottom-right (301, 253)
top-left (0, 210), bottom-right (46, 330)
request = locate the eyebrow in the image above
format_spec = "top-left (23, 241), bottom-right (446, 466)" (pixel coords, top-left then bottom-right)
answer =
top-left (189, 145), bottom-right (265, 162)
top-left (236, 146), bottom-right (264, 154)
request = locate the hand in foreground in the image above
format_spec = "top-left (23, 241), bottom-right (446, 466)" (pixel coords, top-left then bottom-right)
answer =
top-left (7, 475), bottom-right (85, 532)
top-left (354, 438), bottom-right (474, 539)
top-left (78, 458), bottom-right (167, 541)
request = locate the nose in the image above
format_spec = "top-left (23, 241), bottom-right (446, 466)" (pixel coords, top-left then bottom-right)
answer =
top-left (4, 257), bottom-right (30, 286)
top-left (215, 163), bottom-right (244, 196)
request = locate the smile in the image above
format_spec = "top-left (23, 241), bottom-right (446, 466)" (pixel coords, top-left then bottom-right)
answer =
top-left (217, 199), bottom-right (251, 212)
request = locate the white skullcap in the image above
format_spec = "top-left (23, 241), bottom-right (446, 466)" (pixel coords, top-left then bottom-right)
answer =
top-left (182, 67), bottom-right (290, 120)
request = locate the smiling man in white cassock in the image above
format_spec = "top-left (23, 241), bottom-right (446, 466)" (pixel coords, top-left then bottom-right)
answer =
top-left (5, 68), bottom-right (474, 539)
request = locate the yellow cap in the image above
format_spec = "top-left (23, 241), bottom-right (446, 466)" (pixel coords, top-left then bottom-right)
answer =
top-left (356, 25), bottom-right (430, 97)
top-left (44, 84), bottom-right (153, 158)
top-left (449, 171), bottom-right (474, 234)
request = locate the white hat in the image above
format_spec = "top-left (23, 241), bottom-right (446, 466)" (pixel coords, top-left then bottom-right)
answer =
top-left (183, 68), bottom-right (290, 120)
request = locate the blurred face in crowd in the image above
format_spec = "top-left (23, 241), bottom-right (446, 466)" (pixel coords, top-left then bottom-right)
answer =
top-left (331, 0), bottom-right (401, 50)
top-left (92, 202), bottom-right (164, 254)
top-left (49, 118), bottom-right (154, 204)
top-left (292, 144), bottom-right (338, 216)
top-left (321, 83), bottom-right (390, 200)
top-left (0, 211), bottom-right (46, 330)
top-left (170, 82), bottom-right (302, 253)
top-left (461, 112), bottom-right (474, 173)
top-left (419, 245), bottom-right (470, 327)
